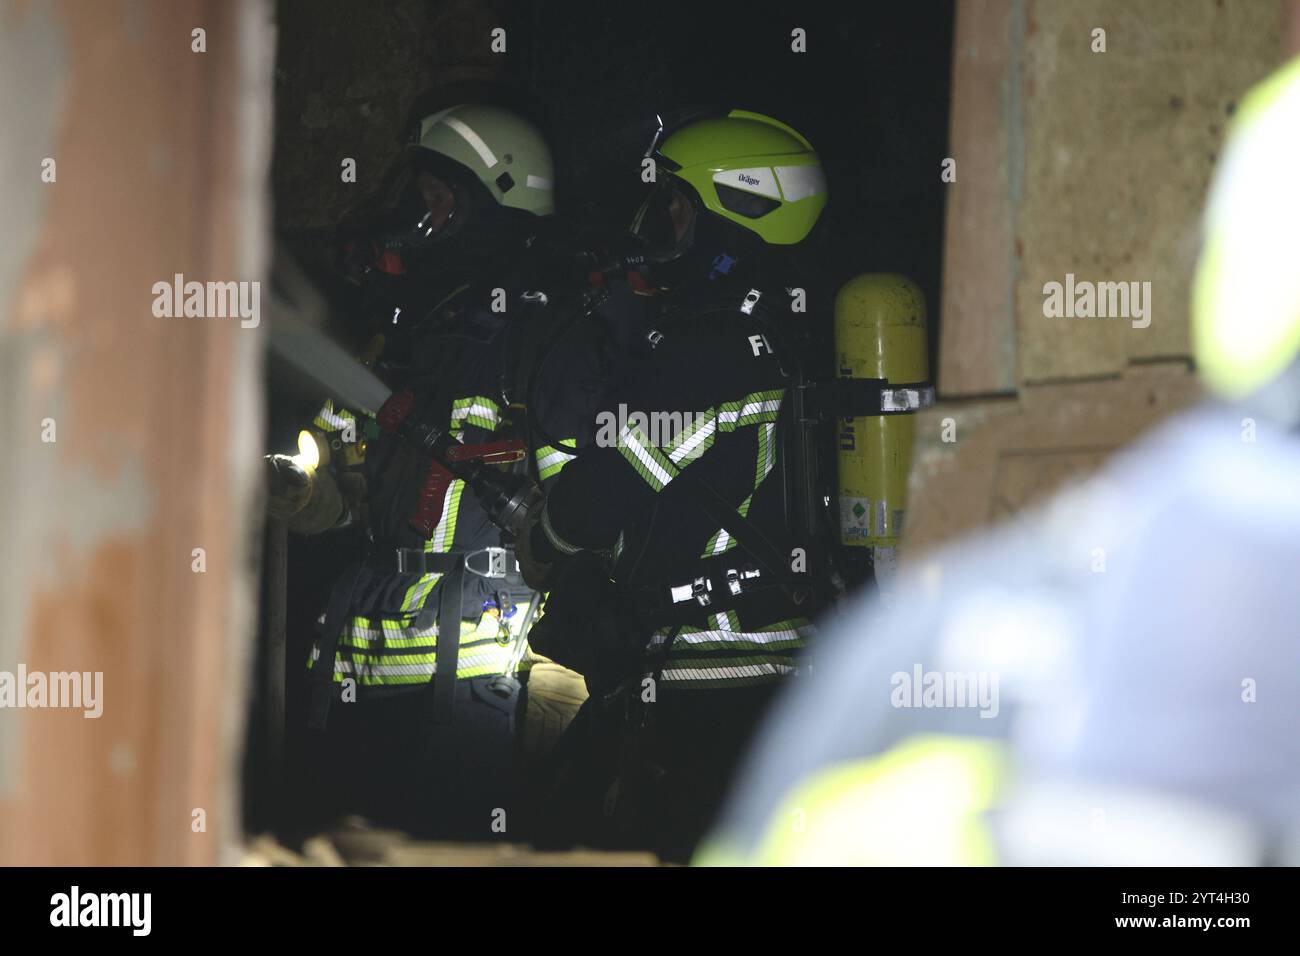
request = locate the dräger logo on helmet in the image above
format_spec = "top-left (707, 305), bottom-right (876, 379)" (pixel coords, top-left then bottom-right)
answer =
top-left (736, 173), bottom-right (762, 187)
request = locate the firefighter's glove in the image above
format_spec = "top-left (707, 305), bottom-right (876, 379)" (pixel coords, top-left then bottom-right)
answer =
top-left (264, 455), bottom-right (344, 533)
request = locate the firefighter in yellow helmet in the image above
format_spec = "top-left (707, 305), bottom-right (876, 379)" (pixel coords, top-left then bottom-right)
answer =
top-left (698, 57), bottom-right (1300, 867)
top-left (516, 109), bottom-right (834, 861)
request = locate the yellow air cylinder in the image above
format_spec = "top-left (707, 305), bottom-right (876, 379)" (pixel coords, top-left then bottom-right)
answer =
top-left (834, 274), bottom-right (929, 561)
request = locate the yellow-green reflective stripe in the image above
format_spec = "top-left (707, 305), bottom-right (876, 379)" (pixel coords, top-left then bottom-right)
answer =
top-left (659, 660), bottom-right (797, 685)
top-left (648, 617), bottom-right (811, 684)
top-left (718, 389), bottom-right (784, 432)
top-left (618, 422), bottom-right (678, 491)
top-left (313, 398), bottom-right (357, 432)
top-left (536, 441), bottom-right (576, 480)
top-left (309, 601), bottom-right (533, 683)
top-left (400, 573), bottom-right (440, 615)
top-left (338, 624), bottom-right (434, 647)
top-left (395, 482), bottom-right (464, 612)
top-left (709, 609), bottom-right (740, 631)
top-left (620, 391), bottom-right (783, 493)
top-left (700, 494), bottom-right (752, 558)
top-left (755, 422), bottom-right (775, 487)
top-left (750, 735), bottom-right (1008, 866)
top-left (653, 617), bottom-right (812, 644)
top-left (664, 412), bottom-right (717, 464)
top-left (449, 395), bottom-right (502, 432)
top-left (432, 481), bottom-right (464, 553)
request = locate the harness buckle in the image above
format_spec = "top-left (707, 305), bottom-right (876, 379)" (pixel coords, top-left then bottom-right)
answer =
top-left (725, 566), bottom-right (763, 596)
top-left (646, 328), bottom-right (664, 349)
top-left (691, 576), bottom-right (712, 607)
top-left (879, 385), bottom-right (937, 413)
top-left (395, 548), bottom-right (424, 574)
top-left (465, 546), bottom-right (510, 578)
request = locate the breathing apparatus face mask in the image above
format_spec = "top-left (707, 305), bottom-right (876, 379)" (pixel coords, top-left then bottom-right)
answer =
top-left (361, 151), bottom-right (481, 277)
top-left (631, 177), bottom-right (699, 264)
top-left (630, 175), bottom-right (766, 288)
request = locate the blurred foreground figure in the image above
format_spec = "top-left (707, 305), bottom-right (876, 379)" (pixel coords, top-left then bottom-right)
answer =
top-left (698, 57), bottom-right (1300, 866)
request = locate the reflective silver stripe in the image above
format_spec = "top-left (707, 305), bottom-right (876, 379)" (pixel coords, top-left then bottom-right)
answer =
top-left (336, 661), bottom-right (435, 677)
top-left (525, 174), bottom-right (553, 190)
top-left (339, 624), bottom-right (437, 643)
top-left (314, 399), bottom-right (355, 431)
top-left (773, 164), bottom-right (826, 202)
top-left (429, 481), bottom-right (462, 553)
top-left (450, 397), bottom-right (501, 430)
top-left (738, 398), bottom-right (782, 422)
top-left (667, 416), bottom-right (717, 464)
top-left (710, 610), bottom-right (739, 632)
top-left (661, 662), bottom-right (797, 683)
top-left (757, 422), bottom-right (776, 483)
top-left (620, 424), bottom-right (677, 490)
top-left (650, 621), bottom-right (813, 648)
top-left (536, 443), bottom-right (576, 479)
top-left (704, 527), bottom-right (732, 556)
top-left (311, 650), bottom-right (435, 676)
top-left (701, 495), bottom-right (752, 560)
top-left (442, 115), bottom-right (498, 169)
top-left (456, 648), bottom-right (515, 670)
top-left (400, 572), bottom-right (440, 614)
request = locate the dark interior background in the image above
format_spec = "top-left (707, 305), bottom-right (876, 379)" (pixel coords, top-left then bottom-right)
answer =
top-left (250, 0), bottom-right (954, 834)
top-left (271, 0), bottom-right (954, 356)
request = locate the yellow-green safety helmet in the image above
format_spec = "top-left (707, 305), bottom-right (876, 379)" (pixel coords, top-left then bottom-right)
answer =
top-left (645, 109), bottom-right (828, 247)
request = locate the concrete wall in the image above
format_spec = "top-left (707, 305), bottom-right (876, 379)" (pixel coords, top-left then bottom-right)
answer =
top-left (0, 0), bottom-right (271, 865)
top-left (909, 0), bottom-right (1294, 555)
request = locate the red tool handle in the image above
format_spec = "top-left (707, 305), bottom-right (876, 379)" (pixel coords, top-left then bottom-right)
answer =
top-left (445, 438), bottom-right (526, 465)
top-left (410, 460), bottom-right (453, 539)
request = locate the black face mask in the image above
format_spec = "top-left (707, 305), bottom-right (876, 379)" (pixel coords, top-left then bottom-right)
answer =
top-left (344, 151), bottom-right (535, 295)
top-left (366, 154), bottom-right (481, 265)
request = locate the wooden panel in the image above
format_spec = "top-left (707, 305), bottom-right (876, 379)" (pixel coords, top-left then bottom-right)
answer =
top-left (1015, 0), bottom-right (1287, 383)
top-left (904, 364), bottom-right (1201, 557)
top-left (939, 0), bottom-right (1022, 397)
top-left (0, 0), bottom-right (269, 865)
